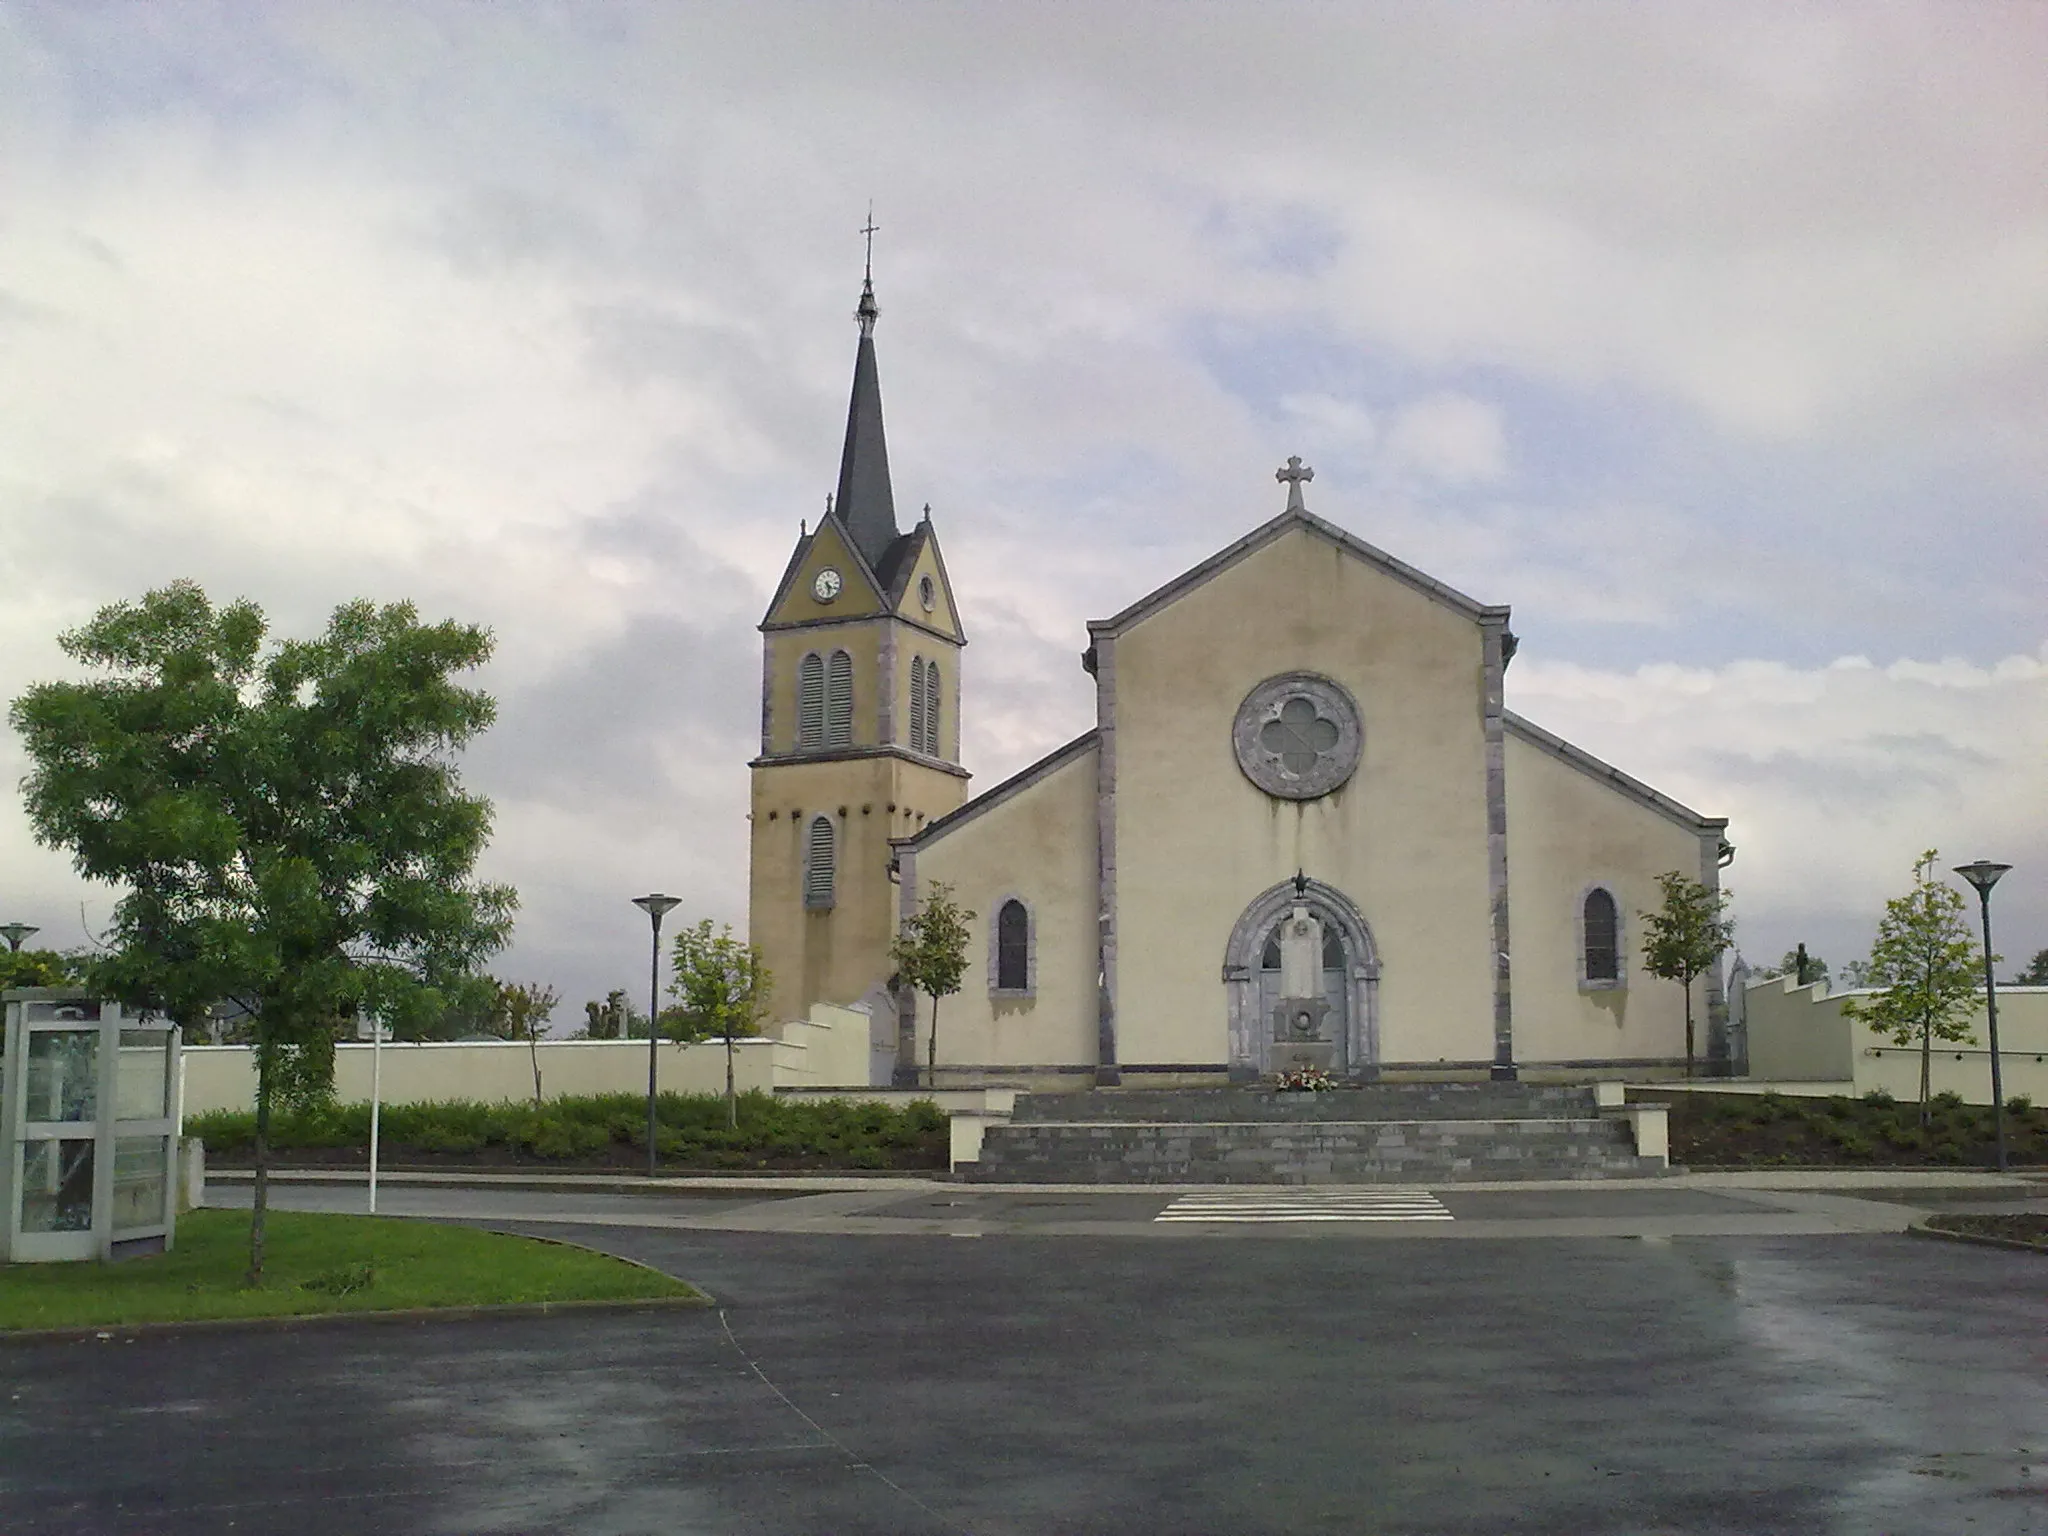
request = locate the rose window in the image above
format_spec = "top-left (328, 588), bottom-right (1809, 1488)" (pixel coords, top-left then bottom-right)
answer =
top-left (1231, 673), bottom-right (1363, 800)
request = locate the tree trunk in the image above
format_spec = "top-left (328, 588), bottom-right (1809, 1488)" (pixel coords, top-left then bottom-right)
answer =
top-left (246, 1038), bottom-right (271, 1288)
top-left (1682, 979), bottom-right (1696, 1079)
top-left (926, 993), bottom-right (939, 1090)
top-left (1919, 1014), bottom-right (1933, 1126)
top-left (724, 1029), bottom-right (737, 1130)
top-left (528, 1028), bottom-right (544, 1108)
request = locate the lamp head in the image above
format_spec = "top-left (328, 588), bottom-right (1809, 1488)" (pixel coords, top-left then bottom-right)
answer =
top-left (1953, 861), bottom-right (2011, 897)
top-left (0, 922), bottom-right (39, 952)
top-left (632, 893), bottom-right (683, 923)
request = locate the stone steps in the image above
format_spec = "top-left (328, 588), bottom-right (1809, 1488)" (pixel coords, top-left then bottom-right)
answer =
top-left (961, 1114), bottom-right (1660, 1185)
top-left (1007, 1084), bottom-right (1602, 1125)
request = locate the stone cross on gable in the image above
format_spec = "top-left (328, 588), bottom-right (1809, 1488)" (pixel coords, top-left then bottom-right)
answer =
top-left (1276, 455), bottom-right (1314, 514)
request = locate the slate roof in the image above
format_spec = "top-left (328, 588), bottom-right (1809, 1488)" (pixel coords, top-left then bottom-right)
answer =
top-left (833, 276), bottom-right (899, 575)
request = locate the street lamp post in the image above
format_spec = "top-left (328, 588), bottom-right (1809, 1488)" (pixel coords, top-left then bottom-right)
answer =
top-left (0, 923), bottom-right (39, 953)
top-left (632, 894), bottom-right (682, 1178)
top-left (1953, 860), bottom-right (2012, 1174)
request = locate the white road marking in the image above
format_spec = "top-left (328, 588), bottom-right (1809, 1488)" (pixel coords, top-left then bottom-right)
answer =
top-left (1154, 1189), bottom-right (1453, 1223)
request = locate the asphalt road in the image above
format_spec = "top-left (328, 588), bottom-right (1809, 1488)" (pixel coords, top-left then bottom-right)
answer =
top-left (3, 1225), bottom-right (2044, 1535)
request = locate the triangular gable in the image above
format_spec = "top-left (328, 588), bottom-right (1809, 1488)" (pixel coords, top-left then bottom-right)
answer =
top-left (887, 524), bottom-right (967, 643)
top-left (1504, 711), bottom-right (1726, 835)
top-left (1087, 506), bottom-right (1506, 639)
top-left (760, 514), bottom-right (888, 629)
top-left (905, 730), bottom-right (1097, 849)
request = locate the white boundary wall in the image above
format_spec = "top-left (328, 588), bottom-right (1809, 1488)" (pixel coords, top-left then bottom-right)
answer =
top-left (180, 1003), bottom-right (876, 1116)
top-left (1742, 975), bottom-right (2048, 1105)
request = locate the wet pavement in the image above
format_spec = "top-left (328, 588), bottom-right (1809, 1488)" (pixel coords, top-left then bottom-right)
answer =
top-left (4, 1215), bottom-right (2045, 1534)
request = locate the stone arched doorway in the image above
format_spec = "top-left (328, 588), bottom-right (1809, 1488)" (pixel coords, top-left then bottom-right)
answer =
top-left (1222, 877), bottom-right (1381, 1083)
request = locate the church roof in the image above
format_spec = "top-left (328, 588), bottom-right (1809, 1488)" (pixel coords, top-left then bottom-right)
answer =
top-left (903, 729), bottom-right (1098, 849)
top-left (833, 275), bottom-right (900, 575)
top-left (1087, 503), bottom-right (1509, 640)
top-left (1503, 711), bottom-right (1727, 835)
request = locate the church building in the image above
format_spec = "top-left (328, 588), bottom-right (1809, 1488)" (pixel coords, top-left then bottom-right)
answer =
top-left (751, 274), bottom-right (1733, 1088)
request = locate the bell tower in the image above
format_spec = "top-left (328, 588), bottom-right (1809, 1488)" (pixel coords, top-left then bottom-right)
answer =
top-left (748, 265), bottom-right (968, 1027)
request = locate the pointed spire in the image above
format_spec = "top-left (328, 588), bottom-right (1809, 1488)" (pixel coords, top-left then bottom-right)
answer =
top-left (833, 221), bottom-right (899, 571)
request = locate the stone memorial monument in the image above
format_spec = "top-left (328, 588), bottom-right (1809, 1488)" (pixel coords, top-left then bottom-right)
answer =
top-left (1270, 902), bottom-right (1334, 1074)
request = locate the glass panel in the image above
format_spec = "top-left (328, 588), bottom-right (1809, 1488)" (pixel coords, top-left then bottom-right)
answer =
top-left (113, 1136), bottom-right (169, 1229)
top-left (116, 1030), bottom-right (173, 1120)
top-left (25, 1029), bottom-right (99, 1122)
top-left (20, 1139), bottom-right (95, 1232)
top-left (25, 1000), bottom-right (99, 1023)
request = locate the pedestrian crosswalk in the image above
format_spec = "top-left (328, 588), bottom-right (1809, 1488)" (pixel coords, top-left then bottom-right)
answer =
top-left (1153, 1188), bottom-right (1453, 1223)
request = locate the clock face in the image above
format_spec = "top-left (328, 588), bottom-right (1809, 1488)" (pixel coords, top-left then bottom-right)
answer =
top-left (812, 567), bottom-right (843, 602)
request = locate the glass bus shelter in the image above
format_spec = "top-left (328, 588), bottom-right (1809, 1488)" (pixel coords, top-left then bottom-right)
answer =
top-left (1, 988), bottom-right (181, 1263)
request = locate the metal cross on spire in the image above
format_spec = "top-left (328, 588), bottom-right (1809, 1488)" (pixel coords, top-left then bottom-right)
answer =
top-left (856, 205), bottom-right (881, 337)
top-left (1276, 455), bottom-right (1314, 513)
top-left (862, 204), bottom-right (879, 282)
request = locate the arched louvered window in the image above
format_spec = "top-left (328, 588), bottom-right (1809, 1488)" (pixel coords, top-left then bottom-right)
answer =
top-left (923, 658), bottom-right (943, 757)
top-left (796, 652), bottom-right (825, 750)
top-left (1583, 887), bottom-right (1621, 984)
top-left (909, 656), bottom-right (928, 754)
top-left (803, 816), bottom-right (835, 910)
top-left (825, 649), bottom-right (854, 747)
top-left (995, 899), bottom-right (1030, 992)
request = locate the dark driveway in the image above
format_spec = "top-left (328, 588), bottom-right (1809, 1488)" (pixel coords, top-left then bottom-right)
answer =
top-left (2, 1229), bottom-right (2043, 1534)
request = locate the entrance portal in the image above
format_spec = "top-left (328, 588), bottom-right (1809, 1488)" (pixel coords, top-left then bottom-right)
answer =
top-left (1222, 878), bottom-right (1380, 1083)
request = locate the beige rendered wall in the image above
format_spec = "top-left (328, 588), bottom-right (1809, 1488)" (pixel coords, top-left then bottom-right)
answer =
top-left (1503, 731), bottom-right (1702, 1066)
top-left (1742, 979), bottom-right (2048, 1104)
top-left (910, 741), bottom-right (1100, 1071)
top-left (749, 755), bottom-right (967, 1024)
top-left (762, 621), bottom-right (884, 756)
top-left (1110, 526), bottom-right (1495, 1068)
top-left (1743, 975), bottom-right (1860, 1080)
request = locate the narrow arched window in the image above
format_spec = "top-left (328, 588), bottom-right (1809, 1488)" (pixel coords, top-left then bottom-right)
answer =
top-left (803, 816), bottom-right (835, 909)
top-left (924, 659), bottom-right (943, 757)
top-left (909, 655), bottom-right (927, 754)
top-left (995, 899), bottom-right (1030, 992)
top-left (825, 649), bottom-right (853, 747)
top-left (1583, 888), bottom-right (1620, 983)
top-left (797, 652), bottom-right (825, 750)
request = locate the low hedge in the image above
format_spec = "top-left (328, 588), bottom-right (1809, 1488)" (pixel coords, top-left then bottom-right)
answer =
top-left (1662, 1089), bottom-right (2048, 1168)
top-left (186, 1091), bottom-right (948, 1170)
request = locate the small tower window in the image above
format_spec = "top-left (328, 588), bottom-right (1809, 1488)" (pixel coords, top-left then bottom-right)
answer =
top-left (803, 816), bottom-right (835, 910)
top-left (1582, 887), bottom-right (1621, 984)
top-left (995, 900), bottom-right (1030, 992)
top-left (923, 659), bottom-right (943, 757)
top-left (797, 652), bottom-right (825, 750)
top-left (909, 655), bottom-right (928, 753)
top-left (825, 649), bottom-right (854, 747)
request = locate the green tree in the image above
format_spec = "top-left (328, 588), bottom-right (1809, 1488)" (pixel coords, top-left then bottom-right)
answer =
top-left (2012, 948), bottom-right (2048, 987)
top-left (1640, 870), bottom-right (1736, 1079)
top-left (669, 920), bottom-right (770, 1128)
top-left (496, 981), bottom-right (560, 1107)
top-left (0, 947), bottom-right (84, 991)
top-left (891, 882), bottom-right (974, 1089)
top-left (580, 988), bottom-right (632, 1039)
top-left (1841, 850), bottom-right (1984, 1125)
top-left (10, 582), bottom-right (515, 1284)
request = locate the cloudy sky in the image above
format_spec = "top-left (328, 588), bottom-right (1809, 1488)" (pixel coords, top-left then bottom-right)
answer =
top-left (4, 2), bottom-right (2044, 1022)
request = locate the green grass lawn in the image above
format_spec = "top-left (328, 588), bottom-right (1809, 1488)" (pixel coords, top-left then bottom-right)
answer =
top-left (0, 1209), bottom-right (705, 1332)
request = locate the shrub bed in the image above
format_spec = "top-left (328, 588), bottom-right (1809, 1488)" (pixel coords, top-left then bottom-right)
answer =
top-left (1656, 1089), bottom-right (2048, 1168)
top-left (187, 1091), bottom-right (949, 1172)
top-left (1924, 1212), bottom-right (2048, 1249)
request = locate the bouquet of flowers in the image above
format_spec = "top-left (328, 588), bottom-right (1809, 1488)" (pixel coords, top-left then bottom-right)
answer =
top-left (1275, 1065), bottom-right (1337, 1092)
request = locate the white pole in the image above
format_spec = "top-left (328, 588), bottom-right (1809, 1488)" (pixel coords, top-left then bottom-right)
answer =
top-left (368, 1013), bottom-right (383, 1215)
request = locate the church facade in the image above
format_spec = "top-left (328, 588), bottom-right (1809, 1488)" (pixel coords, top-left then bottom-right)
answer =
top-left (752, 278), bottom-right (1733, 1086)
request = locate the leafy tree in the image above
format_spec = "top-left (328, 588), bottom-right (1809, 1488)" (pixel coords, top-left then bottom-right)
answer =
top-left (496, 981), bottom-right (560, 1107)
top-left (2012, 948), bottom-right (2048, 988)
top-left (1837, 958), bottom-right (1873, 989)
top-left (0, 947), bottom-right (84, 991)
top-left (580, 988), bottom-right (632, 1039)
top-left (1841, 850), bottom-right (1984, 1125)
top-left (669, 919), bottom-right (770, 1128)
top-left (10, 582), bottom-right (515, 1284)
top-left (1640, 870), bottom-right (1736, 1078)
top-left (891, 882), bottom-right (974, 1089)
